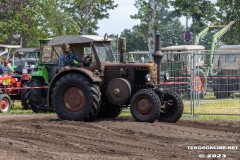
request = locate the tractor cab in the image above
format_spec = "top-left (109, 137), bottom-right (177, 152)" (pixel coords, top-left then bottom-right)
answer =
top-left (47, 35), bottom-right (115, 72)
top-left (30, 38), bottom-right (59, 83)
top-left (161, 45), bottom-right (205, 75)
top-left (160, 45), bottom-right (207, 97)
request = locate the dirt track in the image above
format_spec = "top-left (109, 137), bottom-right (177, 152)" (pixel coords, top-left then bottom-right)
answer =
top-left (0, 114), bottom-right (239, 160)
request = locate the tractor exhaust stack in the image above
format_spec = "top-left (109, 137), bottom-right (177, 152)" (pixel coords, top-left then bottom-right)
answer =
top-left (118, 37), bottom-right (126, 63)
top-left (152, 33), bottom-right (164, 83)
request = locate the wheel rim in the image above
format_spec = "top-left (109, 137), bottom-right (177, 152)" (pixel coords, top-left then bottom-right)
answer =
top-left (63, 87), bottom-right (86, 112)
top-left (162, 98), bottom-right (174, 115)
top-left (193, 76), bottom-right (203, 93)
top-left (0, 98), bottom-right (9, 112)
top-left (136, 97), bottom-right (152, 116)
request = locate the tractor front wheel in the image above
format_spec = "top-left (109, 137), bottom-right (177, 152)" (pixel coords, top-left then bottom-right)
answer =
top-left (130, 89), bottom-right (160, 123)
top-left (0, 94), bottom-right (13, 113)
top-left (52, 74), bottom-right (101, 121)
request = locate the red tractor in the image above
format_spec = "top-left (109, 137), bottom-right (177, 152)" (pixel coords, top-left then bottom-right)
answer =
top-left (0, 74), bottom-right (30, 112)
top-left (0, 48), bottom-right (39, 112)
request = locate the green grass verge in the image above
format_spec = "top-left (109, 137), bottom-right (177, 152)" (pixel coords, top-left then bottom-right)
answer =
top-left (9, 101), bottom-right (33, 114)
top-left (120, 111), bottom-right (240, 121)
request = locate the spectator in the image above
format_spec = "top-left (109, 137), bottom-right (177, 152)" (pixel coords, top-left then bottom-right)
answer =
top-left (2, 59), bottom-right (14, 75)
top-left (0, 62), bottom-right (3, 75)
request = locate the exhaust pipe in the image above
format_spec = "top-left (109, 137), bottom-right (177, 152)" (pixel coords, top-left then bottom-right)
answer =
top-left (118, 37), bottom-right (126, 63)
top-left (152, 34), bottom-right (164, 83)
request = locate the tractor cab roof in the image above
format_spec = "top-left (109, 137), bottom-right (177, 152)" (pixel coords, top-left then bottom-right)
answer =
top-left (218, 45), bottom-right (240, 51)
top-left (16, 48), bottom-right (40, 53)
top-left (162, 45), bottom-right (205, 51)
top-left (0, 44), bottom-right (21, 49)
top-left (48, 35), bottom-right (112, 46)
top-left (0, 44), bottom-right (21, 58)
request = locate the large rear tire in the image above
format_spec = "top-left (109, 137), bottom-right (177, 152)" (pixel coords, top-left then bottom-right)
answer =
top-left (52, 74), bottom-right (101, 121)
top-left (28, 78), bottom-right (49, 113)
top-left (20, 81), bottom-right (31, 110)
top-left (0, 94), bottom-right (13, 113)
top-left (157, 90), bottom-right (183, 123)
top-left (130, 89), bottom-right (160, 123)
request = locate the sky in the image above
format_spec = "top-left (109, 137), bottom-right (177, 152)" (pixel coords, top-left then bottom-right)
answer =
top-left (97, 0), bottom-right (140, 37)
top-left (97, 0), bottom-right (218, 37)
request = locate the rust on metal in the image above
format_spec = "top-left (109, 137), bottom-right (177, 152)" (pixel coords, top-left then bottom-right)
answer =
top-left (63, 87), bottom-right (85, 112)
top-left (106, 78), bottom-right (132, 105)
top-left (136, 97), bottom-right (153, 116)
top-left (0, 98), bottom-right (9, 111)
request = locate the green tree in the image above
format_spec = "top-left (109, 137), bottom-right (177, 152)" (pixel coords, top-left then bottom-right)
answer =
top-left (120, 25), bottom-right (148, 52)
top-left (67, 0), bottom-right (117, 34)
top-left (0, 0), bottom-right (44, 47)
top-left (132, 0), bottom-right (169, 53)
top-left (0, 0), bottom-right (117, 47)
top-left (129, 0), bottom-right (185, 52)
top-left (37, 0), bottom-right (79, 37)
top-left (216, 0), bottom-right (240, 44)
top-left (170, 0), bottom-right (217, 39)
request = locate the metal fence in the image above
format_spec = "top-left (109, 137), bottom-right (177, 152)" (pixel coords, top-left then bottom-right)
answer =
top-left (119, 49), bottom-right (240, 117)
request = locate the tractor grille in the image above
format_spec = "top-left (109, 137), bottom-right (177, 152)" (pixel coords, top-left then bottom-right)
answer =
top-left (134, 68), bottom-right (148, 85)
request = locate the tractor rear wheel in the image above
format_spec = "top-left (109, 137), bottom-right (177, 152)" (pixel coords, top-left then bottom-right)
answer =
top-left (52, 74), bottom-right (101, 121)
top-left (130, 89), bottom-right (160, 123)
top-left (0, 94), bottom-right (13, 113)
top-left (157, 90), bottom-right (183, 123)
top-left (28, 78), bottom-right (48, 113)
top-left (20, 81), bottom-right (31, 110)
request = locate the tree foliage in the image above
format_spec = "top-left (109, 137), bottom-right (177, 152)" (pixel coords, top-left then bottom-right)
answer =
top-left (0, 0), bottom-right (43, 47)
top-left (170, 0), bottom-right (217, 40)
top-left (216, 0), bottom-right (240, 44)
top-left (131, 0), bottom-right (170, 53)
top-left (0, 0), bottom-right (117, 47)
top-left (127, 0), bottom-right (185, 52)
top-left (121, 25), bottom-right (148, 52)
top-left (68, 0), bottom-right (118, 34)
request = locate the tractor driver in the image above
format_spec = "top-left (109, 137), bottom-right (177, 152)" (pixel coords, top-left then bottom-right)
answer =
top-left (59, 43), bottom-right (82, 71)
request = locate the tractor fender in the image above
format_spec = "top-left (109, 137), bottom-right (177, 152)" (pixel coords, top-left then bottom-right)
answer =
top-left (47, 68), bottom-right (101, 108)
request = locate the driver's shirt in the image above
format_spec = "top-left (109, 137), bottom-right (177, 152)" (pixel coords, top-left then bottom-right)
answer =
top-left (58, 50), bottom-right (81, 69)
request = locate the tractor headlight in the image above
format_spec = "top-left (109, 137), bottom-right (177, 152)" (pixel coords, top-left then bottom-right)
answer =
top-left (165, 72), bottom-right (170, 80)
top-left (145, 74), bottom-right (151, 83)
top-left (161, 72), bottom-right (170, 81)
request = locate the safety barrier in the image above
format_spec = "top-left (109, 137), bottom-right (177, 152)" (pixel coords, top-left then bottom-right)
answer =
top-left (122, 49), bottom-right (240, 118)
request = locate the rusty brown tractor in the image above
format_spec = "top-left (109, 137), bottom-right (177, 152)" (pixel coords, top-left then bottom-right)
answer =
top-left (46, 34), bottom-right (183, 123)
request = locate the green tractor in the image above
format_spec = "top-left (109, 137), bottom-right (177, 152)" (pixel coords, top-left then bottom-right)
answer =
top-left (22, 38), bottom-right (58, 112)
top-left (35, 34), bottom-right (184, 123)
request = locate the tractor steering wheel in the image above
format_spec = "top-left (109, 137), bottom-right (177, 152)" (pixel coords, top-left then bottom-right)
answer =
top-left (83, 55), bottom-right (92, 67)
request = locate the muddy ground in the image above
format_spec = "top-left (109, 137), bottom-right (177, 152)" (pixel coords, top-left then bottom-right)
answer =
top-left (0, 114), bottom-right (239, 160)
